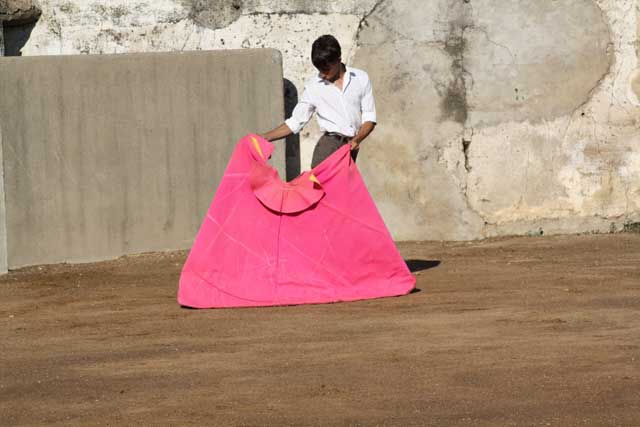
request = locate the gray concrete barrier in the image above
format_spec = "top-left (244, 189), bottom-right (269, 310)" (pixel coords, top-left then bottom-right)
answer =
top-left (0, 49), bottom-right (285, 271)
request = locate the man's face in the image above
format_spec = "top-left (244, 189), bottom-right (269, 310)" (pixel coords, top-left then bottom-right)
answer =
top-left (318, 60), bottom-right (342, 82)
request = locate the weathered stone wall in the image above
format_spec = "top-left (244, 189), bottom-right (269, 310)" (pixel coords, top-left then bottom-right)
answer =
top-left (353, 0), bottom-right (640, 239)
top-left (12, 0), bottom-right (640, 240)
top-left (0, 0), bottom-right (41, 23)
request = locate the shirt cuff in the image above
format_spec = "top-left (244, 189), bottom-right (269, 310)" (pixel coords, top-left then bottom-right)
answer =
top-left (284, 117), bottom-right (303, 134)
top-left (362, 112), bottom-right (377, 124)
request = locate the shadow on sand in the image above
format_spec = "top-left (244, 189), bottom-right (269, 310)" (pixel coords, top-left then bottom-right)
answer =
top-left (405, 259), bottom-right (441, 273)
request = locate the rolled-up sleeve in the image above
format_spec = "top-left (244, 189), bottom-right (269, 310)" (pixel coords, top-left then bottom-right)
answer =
top-left (361, 75), bottom-right (377, 124)
top-left (284, 86), bottom-right (315, 134)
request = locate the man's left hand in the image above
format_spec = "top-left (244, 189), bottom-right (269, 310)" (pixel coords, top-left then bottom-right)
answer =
top-left (349, 139), bottom-right (360, 151)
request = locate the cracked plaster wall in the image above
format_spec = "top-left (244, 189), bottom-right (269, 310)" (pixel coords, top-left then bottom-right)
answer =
top-left (15, 0), bottom-right (640, 240)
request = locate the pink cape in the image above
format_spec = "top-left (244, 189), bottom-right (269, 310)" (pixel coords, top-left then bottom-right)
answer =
top-left (177, 134), bottom-right (415, 308)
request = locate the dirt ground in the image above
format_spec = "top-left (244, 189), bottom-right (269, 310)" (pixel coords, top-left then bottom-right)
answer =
top-left (1, 233), bottom-right (639, 426)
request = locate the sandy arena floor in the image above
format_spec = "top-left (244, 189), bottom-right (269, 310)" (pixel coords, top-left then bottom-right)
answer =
top-left (1, 233), bottom-right (639, 426)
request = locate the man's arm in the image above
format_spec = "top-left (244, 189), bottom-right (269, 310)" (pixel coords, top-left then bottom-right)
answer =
top-left (261, 86), bottom-right (315, 141)
top-left (261, 123), bottom-right (293, 142)
top-left (350, 73), bottom-right (377, 151)
top-left (349, 121), bottom-right (376, 151)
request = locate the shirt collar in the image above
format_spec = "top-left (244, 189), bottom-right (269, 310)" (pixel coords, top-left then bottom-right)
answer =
top-left (342, 66), bottom-right (353, 92)
top-left (316, 65), bottom-right (350, 81)
top-left (316, 65), bottom-right (355, 91)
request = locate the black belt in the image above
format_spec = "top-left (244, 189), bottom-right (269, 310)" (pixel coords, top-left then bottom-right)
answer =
top-left (324, 131), bottom-right (351, 141)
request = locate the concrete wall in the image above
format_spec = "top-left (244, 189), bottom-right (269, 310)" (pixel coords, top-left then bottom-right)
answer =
top-left (0, 49), bottom-right (285, 270)
top-left (10, 0), bottom-right (640, 241)
top-left (0, 124), bottom-right (7, 272)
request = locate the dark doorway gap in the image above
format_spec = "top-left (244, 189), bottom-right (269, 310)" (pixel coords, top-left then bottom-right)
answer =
top-left (2, 17), bottom-right (39, 57)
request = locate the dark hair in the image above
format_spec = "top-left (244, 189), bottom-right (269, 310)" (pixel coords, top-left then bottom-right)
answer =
top-left (311, 35), bottom-right (341, 71)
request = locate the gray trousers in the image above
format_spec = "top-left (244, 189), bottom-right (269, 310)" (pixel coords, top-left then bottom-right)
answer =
top-left (311, 133), bottom-right (359, 168)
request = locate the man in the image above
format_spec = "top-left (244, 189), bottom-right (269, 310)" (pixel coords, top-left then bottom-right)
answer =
top-left (261, 34), bottom-right (377, 168)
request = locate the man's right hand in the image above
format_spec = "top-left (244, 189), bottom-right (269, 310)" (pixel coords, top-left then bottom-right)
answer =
top-left (260, 123), bottom-right (294, 142)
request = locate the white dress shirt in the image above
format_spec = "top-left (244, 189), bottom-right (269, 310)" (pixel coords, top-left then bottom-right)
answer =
top-left (285, 66), bottom-right (377, 138)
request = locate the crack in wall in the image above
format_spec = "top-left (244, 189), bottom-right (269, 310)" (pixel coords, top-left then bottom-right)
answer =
top-left (353, 0), bottom-right (385, 50)
top-left (462, 131), bottom-right (472, 173)
top-left (472, 26), bottom-right (516, 65)
top-left (180, 22), bottom-right (197, 51)
top-left (556, 2), bottom-right (614, 125)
